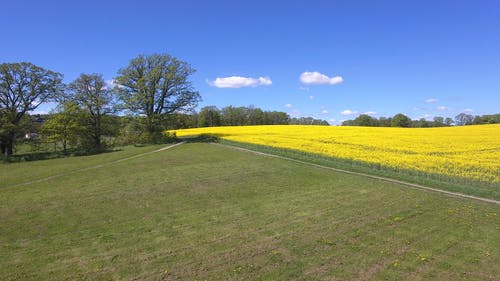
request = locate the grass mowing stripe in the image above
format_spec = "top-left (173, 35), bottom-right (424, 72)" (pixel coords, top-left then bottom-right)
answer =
top-left (215, 142), bottom-right (500, 205)
top-left (2, 142), bottom-right (185, 189)
top-left (121, 153), bottom-right (473, 268)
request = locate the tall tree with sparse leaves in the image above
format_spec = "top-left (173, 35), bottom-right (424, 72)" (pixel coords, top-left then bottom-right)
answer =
top-left (114, 53), bottom-right (201, 141)
top-left (0, 62), bottom-right (63, 155)
top-left (68, 73), bottom-right (116, 150)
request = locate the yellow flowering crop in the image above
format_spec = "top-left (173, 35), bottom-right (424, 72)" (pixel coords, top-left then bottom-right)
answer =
top-left (171, 125), bottom-right (500, 183)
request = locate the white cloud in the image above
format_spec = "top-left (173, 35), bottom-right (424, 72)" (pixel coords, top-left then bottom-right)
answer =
top-left (299, 86), bottom-right (310, 91)
top-left (363, 111), bottom-right (377, 116)
top-left (309, 95), bottom-right (315, 100)
top-left (425, 98), bottom-right (438, 103)
top-left (421, 114), bottom-right (432, 120)
top-left (463, 108), bottom-right (474, 114)
top-left (300, 71), bottom-right (343, 85)
top-left (321, 109), bottom-right (329, 114)
top-left (329, 118), bottom-right (336, 122)
top-left (105, 79), bottom-right (124, 89)
top-left (284, 103), bottom-right (293, 108)
top-left (437, 106), bottom-right (450, 111)
top-left (340, 109), bottom-right (358, 116)
top-left (209, 76), bottom-right (272, 88)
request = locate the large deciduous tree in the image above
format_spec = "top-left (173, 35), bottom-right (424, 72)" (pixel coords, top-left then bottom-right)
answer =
top-left (455, 113), bottom-right (474, 126)
top-left (0, 62), bottom-right (63, 155)
top-left (354, 114), bottom-right (378, 127)
top-left (391, 113), bottom-right (412, 128)
top-left (68, 73), bottom-right (116, 150)
top-left (114, 53), bottom-right (201, 141)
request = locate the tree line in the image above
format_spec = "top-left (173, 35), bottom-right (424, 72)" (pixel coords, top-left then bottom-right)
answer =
top-left (0, 54), bottom-right (328, 157)
top-left (342, 113), bottom-right (500, 127)
top-left (194, 106), bottom-right (329, 127)
top-left (0, 54), bottom-right (201, 156)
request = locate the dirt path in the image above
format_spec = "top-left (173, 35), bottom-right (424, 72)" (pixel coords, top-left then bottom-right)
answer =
top-left (215, 143), bottom-right (500, 205)
top-left (6, 142), bottom-right (186, 189)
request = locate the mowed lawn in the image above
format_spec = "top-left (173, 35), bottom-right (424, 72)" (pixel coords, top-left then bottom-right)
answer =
top-left (0, 143), bottom-right (499, 280)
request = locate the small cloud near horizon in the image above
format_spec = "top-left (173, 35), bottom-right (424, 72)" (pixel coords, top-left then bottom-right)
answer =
top-left (284, 103), bottom-right (293, 108)
top-left (341, 109), bottom-right (358, 116)
top-left (421, 114), bottom-right (433, 120)
top-left (363, 111), bottom-right (377, 116)
top-left (425, 98), bottom-right (438, 103)
top-left (300, 71), bottom-right (343, 85)
top-left (209, 76), bottom-right (272, 88)
top-left (329, 118), bottom-right (338, 125)
top-left (437, 106), bottom-right (450, 111)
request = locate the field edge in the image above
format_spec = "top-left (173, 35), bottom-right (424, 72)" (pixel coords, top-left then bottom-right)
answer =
top-left (214, 139), bottom-right (500, 201)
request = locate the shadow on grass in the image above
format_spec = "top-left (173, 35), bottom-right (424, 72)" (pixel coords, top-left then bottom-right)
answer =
top-left (181, 134), bottom-right (221, 143)
top-left (2, 148), bottom-right (122, 163)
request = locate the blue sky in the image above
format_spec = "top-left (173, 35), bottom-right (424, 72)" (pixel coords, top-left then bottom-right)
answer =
top-left (2, 0), bottom-right (499, 124)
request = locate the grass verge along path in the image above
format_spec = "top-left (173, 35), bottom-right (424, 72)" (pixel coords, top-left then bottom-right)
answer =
top-left (218, 139), bottom-right (500, 201)
top-left (215, 143), bottom-right (500, 205)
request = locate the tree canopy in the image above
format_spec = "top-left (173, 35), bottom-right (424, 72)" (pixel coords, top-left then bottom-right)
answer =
top-left (391, 113), bottom-right (412, 127)
top-left (114, 53), bottom-right (201, 138)
top-left (0, 62), bottom-right (63, 155)
top-left (41, 102), bottom-right (86, 154)
top-left (68, 73), bottom-right (116, 150)
top-left (455, 113), bottom-right (474, 126)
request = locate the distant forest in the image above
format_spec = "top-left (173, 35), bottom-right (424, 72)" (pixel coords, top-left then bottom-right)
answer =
top-left (165, 105), bottom-right (329, 129)
top-left (341, 113), bottom-right (500, 128)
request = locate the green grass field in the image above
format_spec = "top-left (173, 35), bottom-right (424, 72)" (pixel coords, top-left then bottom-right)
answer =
top-left (219, 139), bottom-right (500, 201)
top-left (1, 143), bottom-right (499, 280)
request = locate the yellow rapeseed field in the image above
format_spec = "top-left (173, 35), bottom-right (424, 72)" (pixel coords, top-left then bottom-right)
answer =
top-left (171, 125), bottom-right (500, 183)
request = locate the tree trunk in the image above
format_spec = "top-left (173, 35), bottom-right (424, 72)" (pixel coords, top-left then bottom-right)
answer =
top-left (3, 140), bottom-right (13, 156)
top-left (95, 116), bottom-right (102, 149)
top-left (95, 135), bottom-right (101, 150)
top-left (147, 117), bottom-right (156, 135)
top-left (2, 131), bottom-right (16, 156)
top-left (145, 116), bottom-right (158, 143)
